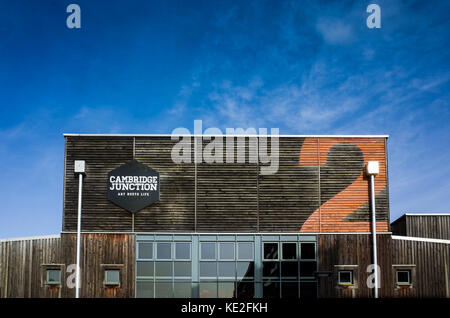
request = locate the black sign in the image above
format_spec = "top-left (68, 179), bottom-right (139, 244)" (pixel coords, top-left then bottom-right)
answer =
top-left (107, 160), bottom-right (160, 213)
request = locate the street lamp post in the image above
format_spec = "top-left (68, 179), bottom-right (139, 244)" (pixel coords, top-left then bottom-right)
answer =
top-left (74, 160), bottom-right (86, 298)
top-left (366, 161), bottom-right (379, 298)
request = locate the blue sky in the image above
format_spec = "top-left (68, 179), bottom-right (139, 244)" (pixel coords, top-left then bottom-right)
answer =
top-left (0, 0), bottom-right (449, 238)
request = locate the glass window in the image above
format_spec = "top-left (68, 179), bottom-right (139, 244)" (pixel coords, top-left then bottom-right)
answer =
top-left (174, 262), bottom-right (191, 277)
top-left (300, 281), bottom-right (317, 298)
top-left (200, 262), bottom-right (217, 278)
top-left (238, 242), bottom-right (254, 260)
top-left (219, 242), bottom-right (235, 260)
top-left (155, 261), bottom-right (173, 277)
top-left (282, 243), bottom-right (297, 260)
top-left (175, 242), bottom-right (191, 260)
top-left (218, 282), bottom-right (235, 298)
top-left (263, 243), bottom-right (278, 260)
top-left (338, 270), bottom-right (353, 285)
top-left (201, 242), bottom-right (216, 260)
top-left (105, 269), bottom-right (120, 285)
top-left (281, 282), bottom-right (299, 298)
top-left (174, 282), bottom-right (192, 298)
top-left (200, 282), bottom-right (217, 298)
top-left (300, 243), bottom-right (315, 260)
top-left (237, 261), bottom-right (254, 279)
top-left (157, 242), bottom-right (172, 260)
top-left (263, 262), bottom-right (280, 278)
top-left (136, 280), bottom-right (153, 298)
top-left (263, 281), bottom-right (280, 298)
top-left (218, 262), bottom-right (235, 278)
top-left (300, 261), bottom-right (316, 277)
top-left (236, 281), bottom-right (254, 298)
top-left (396, 270), bottom-right (411, 285)
top-left (46, 269), bottom-right (61, 285)
top-left (137, 261), bottom-right (154, 277)
top-left (281, 262), bottom-right (298, 279)
top-left (155, 281), bottom-right (173, 298)
top-left (138, 242), bottom-right (153, 259)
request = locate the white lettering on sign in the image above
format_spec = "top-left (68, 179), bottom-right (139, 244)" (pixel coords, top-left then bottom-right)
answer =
top-left (109, 175), bottom-right (158, 191)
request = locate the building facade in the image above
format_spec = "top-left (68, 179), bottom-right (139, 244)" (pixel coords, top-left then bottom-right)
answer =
top-left (0, 134), bottom-right (449, 298)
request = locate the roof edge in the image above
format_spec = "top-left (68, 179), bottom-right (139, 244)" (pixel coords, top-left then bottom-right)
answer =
top-left (63, 133), bottom-right (390, 138)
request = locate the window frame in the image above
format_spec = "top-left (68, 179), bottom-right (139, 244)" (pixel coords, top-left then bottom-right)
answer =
top-left (46, 268), bottom-right (62, 285)
top-left (281, 242), bottom-right (298, 261)
top-left (396, 269), bottom-right (412, 286)
top-left (237, 242), bottom-right (254, 261)
top-left (137, 242), bottom-right (154, 260)
top-left (338, 270), bottom-right (354, 286)
top-left (104, 269), bottom-right (121, 287)
top-left (263, 242), bottom-right (280, 261)
top-left (200, 242), bottom-right (217, 261)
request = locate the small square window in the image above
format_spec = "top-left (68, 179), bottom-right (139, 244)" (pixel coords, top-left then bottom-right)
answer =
top-left (396, 270), bottom-right (411, 285)
top-left (46, 269), bottom-right (61, 285)
top-left (105, 269), bottom-right (120, 286)
top-left (338, 270), bottom-right (353, 285)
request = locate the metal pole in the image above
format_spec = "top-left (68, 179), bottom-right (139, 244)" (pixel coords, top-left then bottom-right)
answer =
top-left (370, 174), bottom-right (379, 298)
top-left (76, 173), bottom-right (83, 298)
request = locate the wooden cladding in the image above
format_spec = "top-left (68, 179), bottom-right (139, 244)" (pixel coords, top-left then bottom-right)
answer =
top-left (63, 136), bottom-right (389, 233)
top-left (392, 215), bottom-right (450, 240)
top-left (0, 234), bottom-right (135, 298)
top-left (391, 238), bottom-right (450, 297)
top-left (317, 234), bottom-right (393, 298)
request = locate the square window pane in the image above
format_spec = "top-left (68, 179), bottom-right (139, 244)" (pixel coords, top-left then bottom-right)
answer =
top-left (155, 281), bottom-right (173, 298)
top-left (200, 262), bottom-right (217, 278)
top-left (236, 281), bottom-right (254, 298)
top-left (281, 282), bottom-right (299, 298)
top-left (263, 262), bottom-right (280, 278)
top-left (200, 282), bottom-right (217, 298)
top-left (300, 261), bottom-right (316, 277)
top-left (46, 269), bottom-right (61, 284)
top-left (201, 242), bottom-right (216, 260)
top-left (263, 281), bottom-right (280, 299)
top-left (282, 243), bottom-right (297, 260)
top-left (237, 261), bottom-right (254, 279)
top-left (157, 243), bottom-right (172, 260)
top-left (397, 270), bottom-right (411, 284)
top-left (174, 282), bottom-right (192, 298)
top-left (218, 282), bottom-right (235, 298)
top-left (281, 262), bottom-right (298, 279)
top-left (338, 271), bottom-right (353, 284)
top-left (174, 262), bottom-right (191, 277)
top-left (138, 242), bottom-right (153, 259)
top-left (155, 261), bottom-right (173, 277)
top-left (238, 242), bottom-right (254, 260)
top-left (300, 281), bottom-right (317, 298)
top-left (105, 270), bottom-right (120, 284)
top-left (218, 262), bottom-right (235, 278)
top-left (137, 261), bottom-right (154, 277)
top-left (264, 243), bottom-right (278, 260)
top-left (219, 242), bottom-right (235, 260)
top-left (175, 243), bottom-right (191, 260)
top-left (136, 280), bottom-right (154, 298)
top-left (300, 243), bottom-right (315, 260)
